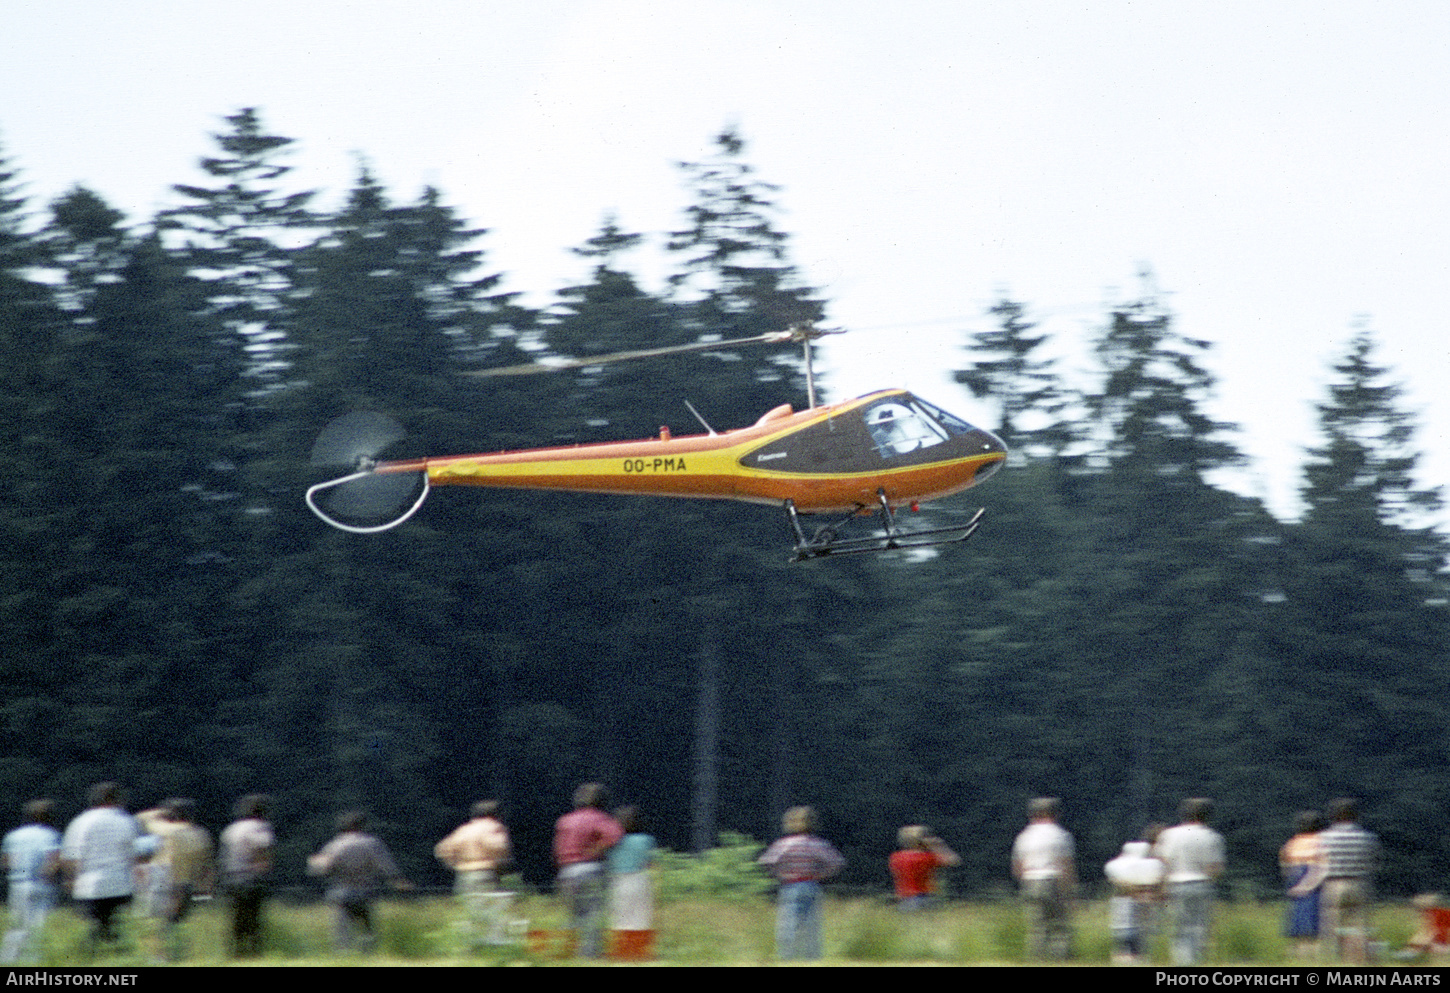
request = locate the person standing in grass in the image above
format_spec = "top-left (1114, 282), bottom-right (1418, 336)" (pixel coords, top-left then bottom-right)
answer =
top-left (1104, 838), bottom-right (1165, 964)
top-left (608, 806), bottom-right (655, 932)
top-left (434, 799), bottom-right (511, 946)
top-left (1011, 797), bottom-right (1076, 960)
top-left (1, 799), bottom-right (61, 962)
top-left (60, 782), bottom-right (140, 954)
top-left (1318, 797), bottom-right (1378, 963)
top-left (1281, 810), bottom-right (1325, 958)
top-left (135, 798), bottom-right (213, 961)
top-left (308, 810), bottom-right (413, 953)
top-left (554, 783), bottom-right (624, 959)
top-left (758, 805), bottom-right (845, 961)
top-left (218, 793), bottom-right (273, 958)
top-left (1154, 797), bottom-right (1225, 965)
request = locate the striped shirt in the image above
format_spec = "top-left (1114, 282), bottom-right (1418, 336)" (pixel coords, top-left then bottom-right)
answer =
top-left (1320, 822), bottom-right (1377, 880)
top-left (758, 834), bottom-right (845, 884)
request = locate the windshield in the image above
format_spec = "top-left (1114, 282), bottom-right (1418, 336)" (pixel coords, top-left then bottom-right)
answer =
top-left (863, 396), bottom-right (975, 457)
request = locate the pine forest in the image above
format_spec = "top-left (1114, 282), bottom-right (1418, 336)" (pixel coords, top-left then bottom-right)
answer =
top-left (1, 110), bottom-right (1445, 898)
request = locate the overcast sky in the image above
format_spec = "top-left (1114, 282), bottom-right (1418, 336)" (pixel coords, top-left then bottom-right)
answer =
top-left (4, 0), bottom-right (1447, 521)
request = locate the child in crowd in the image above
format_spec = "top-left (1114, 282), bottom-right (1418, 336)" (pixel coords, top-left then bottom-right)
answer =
top-left (1105, 839), bottom-right (1165, 964)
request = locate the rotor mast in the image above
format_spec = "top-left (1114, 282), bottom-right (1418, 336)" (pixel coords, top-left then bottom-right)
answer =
top-left (803, 331), bottom-right (818, 409)
top-left (784, 322), bottom-right (839, 410)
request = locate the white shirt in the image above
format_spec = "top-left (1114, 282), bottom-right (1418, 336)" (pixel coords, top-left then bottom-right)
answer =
top-left (61, 806), bottom-right (138, 900)
top-left (1105, 840), bottom-right (1165, 888)
top-left (4, 824), bottom-right (60, 886)
top-left (219, 818), bottom-right (274, 883)
top-left (1154, 823), bottom-right (1224, 884)
top-left (1012, 821), bottom-right (1074, 881)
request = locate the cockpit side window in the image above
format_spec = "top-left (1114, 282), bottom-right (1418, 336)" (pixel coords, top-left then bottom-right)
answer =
top-left (912, 398), bottom-right (976, 437)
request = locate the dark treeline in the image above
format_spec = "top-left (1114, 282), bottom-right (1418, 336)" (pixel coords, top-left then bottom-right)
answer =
top-left (1, 110), bottom-right (1445, 897)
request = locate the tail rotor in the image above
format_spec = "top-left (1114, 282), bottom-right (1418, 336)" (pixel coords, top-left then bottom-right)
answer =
top-left (305, 412), bottom-right (430, 533)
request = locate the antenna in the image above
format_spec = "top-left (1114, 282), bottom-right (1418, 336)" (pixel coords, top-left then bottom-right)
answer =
top-left (683, 400), bottom-right (718, 435)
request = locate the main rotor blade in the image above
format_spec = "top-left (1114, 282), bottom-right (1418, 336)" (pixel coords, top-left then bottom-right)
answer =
top-left (462, 328), bottom-right (828, 378)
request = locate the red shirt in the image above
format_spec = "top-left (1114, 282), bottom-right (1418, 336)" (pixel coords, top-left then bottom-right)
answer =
top-left (553, 807), bottom-right (623, 866)
top-left (889, 849), bottom-right (944, 899)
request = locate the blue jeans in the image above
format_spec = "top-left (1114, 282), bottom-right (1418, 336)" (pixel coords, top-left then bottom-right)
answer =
top-left (1168, 880), bottom-right (1214, 964)
top-left (558, 862), bottom-right (606, 958)
top-left (776, 881), bottom-right (823, 960)
top-left (327, 887), bottom-right (377, 952)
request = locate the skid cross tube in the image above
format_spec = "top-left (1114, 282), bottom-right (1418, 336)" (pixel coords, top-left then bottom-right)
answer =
top-left (786, 490), bottom-right (986, 562)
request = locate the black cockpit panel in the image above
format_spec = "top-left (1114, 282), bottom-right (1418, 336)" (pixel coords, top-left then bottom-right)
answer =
top-left (740, 393), bottom-right (1002, 475)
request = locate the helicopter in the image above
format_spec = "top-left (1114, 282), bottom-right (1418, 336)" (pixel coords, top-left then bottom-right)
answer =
top-left (306, 326), bottom-right (1008, 560)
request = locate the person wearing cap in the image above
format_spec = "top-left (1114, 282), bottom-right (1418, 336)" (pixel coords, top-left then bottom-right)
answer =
top-left (889, 824), bottom-right (960, 911)
top-left (1011, 797), bottom-right (1076, 960)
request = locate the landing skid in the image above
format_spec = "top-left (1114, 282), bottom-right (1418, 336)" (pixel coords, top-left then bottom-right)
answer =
top-left (785, 489), bottom-right (985, 562)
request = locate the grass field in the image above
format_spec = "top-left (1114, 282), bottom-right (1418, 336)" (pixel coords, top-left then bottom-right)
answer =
top-left (17, 894), bottom-right (1423, 966)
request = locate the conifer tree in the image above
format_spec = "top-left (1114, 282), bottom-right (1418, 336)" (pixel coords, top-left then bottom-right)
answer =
top-left (1017, 275), bottom-right (1273, 835)
top-left (539, 214), bottom-right (685, 440)
top-left (42, 186), bottom-right (129, 317)
top-left (660, 131), bottom-right (849, 840)
top-left (1259, 329), bottom-right (1449, 891)
top-left (158, 108), bottom-right (318, 389)
top-left (667, 129), bottom-right (815, 317)
top-left (551, 213), bottom-right (658, 355)
top-left (0, 142), bottom-right (74, 807)
top-left (0, 139), bottom-right (55, 422)
top-left (42, 190), bottom-right (246, 802)
top-left (1300, 328), bottom-right (1442, 540)
top-left (1088, 272), bottom-right (1241, 482)
top-left (245, 167), bottom-right (537, 856)
top-left (955, 297), bottom-right (1072, 457)
top-left (666, 128), bottom-right (824, 421)
top-left (289, 169), bottom-right (525, 437)
top-left (1279, 328), bottom-right (1446, 676)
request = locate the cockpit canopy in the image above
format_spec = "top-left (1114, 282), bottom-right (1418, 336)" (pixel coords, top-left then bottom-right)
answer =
top-left (862, 395), bottom-right (982, 457)
top-left (740, 390), bottom-right (1006, 481)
